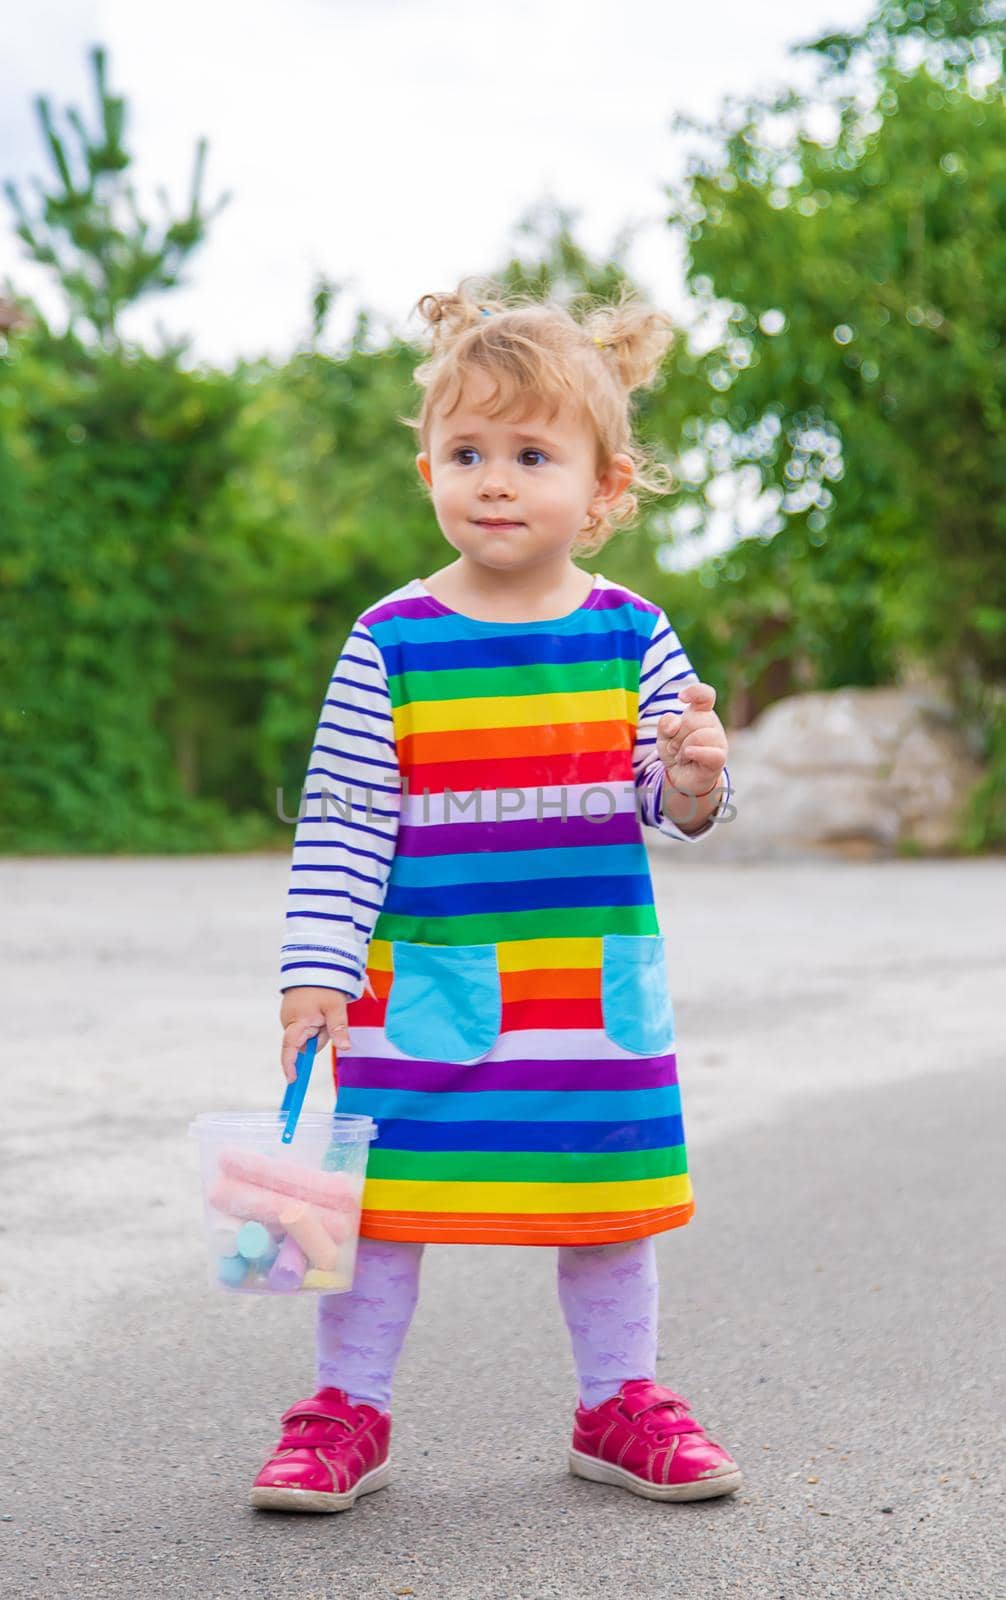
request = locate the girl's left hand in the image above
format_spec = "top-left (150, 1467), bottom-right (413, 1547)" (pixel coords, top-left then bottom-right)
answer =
top-left (656, 682), bottom-right (729, 797)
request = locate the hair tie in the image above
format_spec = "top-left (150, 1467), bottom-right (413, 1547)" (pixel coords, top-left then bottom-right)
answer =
top-left (480, 307), bottom-right (493, 317)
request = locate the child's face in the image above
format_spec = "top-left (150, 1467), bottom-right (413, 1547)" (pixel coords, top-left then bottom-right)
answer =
top-left (416, 372), bottom-right (632, 574)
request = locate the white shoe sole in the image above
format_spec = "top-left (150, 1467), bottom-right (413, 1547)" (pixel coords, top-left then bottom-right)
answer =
top-left (250, 1457), bottom-right (392, 1513)
top-left (569, 1448), bottom-right (743, 1502)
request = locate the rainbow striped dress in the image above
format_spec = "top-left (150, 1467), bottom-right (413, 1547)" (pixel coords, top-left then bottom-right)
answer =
top-left (280, 574), bottom-right (731, 1246)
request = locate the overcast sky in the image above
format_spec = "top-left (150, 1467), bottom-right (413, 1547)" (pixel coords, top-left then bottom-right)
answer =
top-left (3, 0), bottom-right (873, 365)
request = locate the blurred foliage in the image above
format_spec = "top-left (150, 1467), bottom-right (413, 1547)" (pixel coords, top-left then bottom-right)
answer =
top-left (653, 0), bottom-right (1006, 847)
top-left (0, 329), bottom-right (257, 850)
top-left (1, 3), bottom-right (1004, 853)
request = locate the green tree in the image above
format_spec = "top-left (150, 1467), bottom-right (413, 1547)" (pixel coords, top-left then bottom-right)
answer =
top-left (654, 0), bottom-right (1006, 846)
top-left (4, 44), bottom-right (229, 347)
top-left (0, 48), bottom-right (255, 851)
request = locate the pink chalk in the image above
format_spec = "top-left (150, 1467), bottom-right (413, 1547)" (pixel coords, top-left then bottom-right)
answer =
top-left (319, 1208), bottom-right (352, 1245)
top-left (208, 1172), bottom-right (357, 1252)
top-left (208, 1174), bottom-right (291, 1229)
top-left (218, 1148), bottom-right (358, 1212)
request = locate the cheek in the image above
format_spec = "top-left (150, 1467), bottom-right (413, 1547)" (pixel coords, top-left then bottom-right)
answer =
top-left (438, 474), bottom-right (468, 505)
top-left (429, 479), bottom-right (456, 513)
top-left (532, 476), bottom-right (575, 513)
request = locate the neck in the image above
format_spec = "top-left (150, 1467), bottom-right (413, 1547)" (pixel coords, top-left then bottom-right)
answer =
top-left (432, 555), bottom-right (594, 622)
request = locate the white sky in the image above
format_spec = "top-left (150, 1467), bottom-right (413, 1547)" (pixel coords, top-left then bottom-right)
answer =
top-left (2, 0), bottom-right (873, 365)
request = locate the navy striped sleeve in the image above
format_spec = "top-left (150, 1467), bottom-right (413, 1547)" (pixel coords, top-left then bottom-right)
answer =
top-left (280, 622), bottom-right (400, 998)
top-left (632, 609), bottom-right (731, 844)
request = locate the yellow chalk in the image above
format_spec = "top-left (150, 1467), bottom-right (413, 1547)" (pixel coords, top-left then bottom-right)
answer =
top-left (302, 1268), bottom-right (351, 1291)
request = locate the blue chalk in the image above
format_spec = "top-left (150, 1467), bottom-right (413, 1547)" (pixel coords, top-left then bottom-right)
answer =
top-left (217, 1253), bottom-right (248, 1287)
top-left (257, 1236), bottom-right (280, 1269)
top-left (236, 1221), bottom-right (272, 1262)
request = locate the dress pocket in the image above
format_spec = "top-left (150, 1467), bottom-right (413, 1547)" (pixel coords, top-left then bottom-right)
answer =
top-left (601, 933), bottom-right (675, 1055)
top-left (384, 941), bottom-right (503, 1063)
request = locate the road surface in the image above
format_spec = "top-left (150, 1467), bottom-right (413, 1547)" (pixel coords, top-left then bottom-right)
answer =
top-left (1, 852), bottom-right (1001, 1598)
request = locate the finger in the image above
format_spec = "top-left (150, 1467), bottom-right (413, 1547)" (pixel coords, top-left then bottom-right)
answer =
top-left (662, 723), bottom-right (716, 764)
top-left (677, 747), bottom-right (726, 769)
top-left (323, 1007), bottom-right (353, 1058)
top-left (281, 1037), bottom-right (307, 1085)
top-left (678, 681), bottom-right (716, 710)
top-left (675, 718), bottom-right (719, 750)
top-left (679, 729), bottom-right (727, 757)
top-left (280, 1038), bottom-right (301, 1084)
top-left (280, 1019), bottom-right (326, 1082)
top-left (679, 718), bottom-right (726, 748)
top-left (657, 711), bottom-right (693, 751)
top-left (671, 697), bottom-right (721, 733)
top-left (657, 712), bottom-right (684, 743)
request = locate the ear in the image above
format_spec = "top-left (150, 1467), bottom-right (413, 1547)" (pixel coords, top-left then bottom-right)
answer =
top-left (416, 452), bottom-right (432, 489)
top-left (592, 452), bottom-right (634, 512)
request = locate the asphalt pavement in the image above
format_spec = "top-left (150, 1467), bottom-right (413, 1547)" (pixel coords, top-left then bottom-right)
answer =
top-left (1, 853), bottom-right (1002, 1599)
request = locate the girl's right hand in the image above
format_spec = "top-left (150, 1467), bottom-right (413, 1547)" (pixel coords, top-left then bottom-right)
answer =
top-left (279, 987), bottom-right (354, 1084)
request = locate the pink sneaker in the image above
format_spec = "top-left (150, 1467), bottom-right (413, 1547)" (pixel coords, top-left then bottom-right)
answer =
top-left (570, 1379), bottom-right (742, 1502)
top-left (250, 1386), bottom-right (391, 1513)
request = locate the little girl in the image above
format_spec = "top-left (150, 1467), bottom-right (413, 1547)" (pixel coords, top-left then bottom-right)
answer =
top-left (251, 281), bottom-right (740, 1512)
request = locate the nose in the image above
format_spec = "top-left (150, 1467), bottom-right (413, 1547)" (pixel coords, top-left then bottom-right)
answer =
top-left (477, 463), bottom-right (516, 500)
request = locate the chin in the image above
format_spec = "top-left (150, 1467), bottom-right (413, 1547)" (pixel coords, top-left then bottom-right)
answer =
top-left (465, 552), bottom-right (519, 571)
top-left (454, 537), bottom-right (523, 565)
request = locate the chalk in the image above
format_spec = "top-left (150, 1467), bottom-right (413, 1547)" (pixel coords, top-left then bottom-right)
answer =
top-left (235, 1221), bottom-right (272, 1262)
top-left (319, 1208), bottom-right (353, 1246)
top-left (278, 1201), bottom-right (342, 1271)
top-left (209, 1172), bottom-right (356, 1238)
top-left (302, 1268), bottom-right (351, 1291)
top-left (218, 1148), bottom-right (360, 1212)
top-left (266, 1233), bottom-right (308, 1292)
top-left (217, 1253), bottom-right (247, 1288)
top-left (208, 1174), bottom-right (296, 1229)
top-left (257, 1235), bottom-right (280, 1270)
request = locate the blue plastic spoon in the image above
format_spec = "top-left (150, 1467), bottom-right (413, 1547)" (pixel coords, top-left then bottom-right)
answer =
top-left (278, 1032), bottom-right (318, 1144)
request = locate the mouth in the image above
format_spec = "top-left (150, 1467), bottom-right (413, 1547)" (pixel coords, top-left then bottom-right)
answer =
top-left (473, 518), bottom-right (524, 528)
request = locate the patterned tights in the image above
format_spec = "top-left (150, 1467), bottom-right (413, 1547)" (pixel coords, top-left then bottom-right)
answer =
top-left (316, 1235), bottom-right (659, 1411)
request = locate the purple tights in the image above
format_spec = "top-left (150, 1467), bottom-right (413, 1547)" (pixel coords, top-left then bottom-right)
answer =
top-left (316, 1235), bottom-right (659, 1411)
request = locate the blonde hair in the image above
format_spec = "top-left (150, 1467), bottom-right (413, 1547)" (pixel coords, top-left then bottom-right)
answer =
top-left (399, 275), bottom-right (675, 557)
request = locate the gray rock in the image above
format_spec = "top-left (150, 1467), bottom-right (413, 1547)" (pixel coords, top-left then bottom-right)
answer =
top-left (692, 687), bottom-right (984, 859)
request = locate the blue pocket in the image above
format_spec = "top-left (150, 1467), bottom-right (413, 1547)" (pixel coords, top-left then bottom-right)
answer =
top-left (385, 942), bottom-right (502, 1063)
top-left (601, 934), bottom-right (675, 1055)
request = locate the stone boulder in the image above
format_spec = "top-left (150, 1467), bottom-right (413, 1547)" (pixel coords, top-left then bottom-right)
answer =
top-left (677, 686), bottom-right (984, 860)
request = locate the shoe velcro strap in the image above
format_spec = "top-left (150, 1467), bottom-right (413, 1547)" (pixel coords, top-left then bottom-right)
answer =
top-left (279, 1398), bottom-right (356, 1428)
top-left (649, 1417), bottom-right (700, 1438)
top-left (624, 1396), bottom-right (697, 1427)
top-left (278, 1424), bottom-right (353, 1450)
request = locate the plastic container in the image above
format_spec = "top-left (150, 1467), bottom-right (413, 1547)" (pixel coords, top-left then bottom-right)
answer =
top-left (189, 1036), bottom-right (377, 1296)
